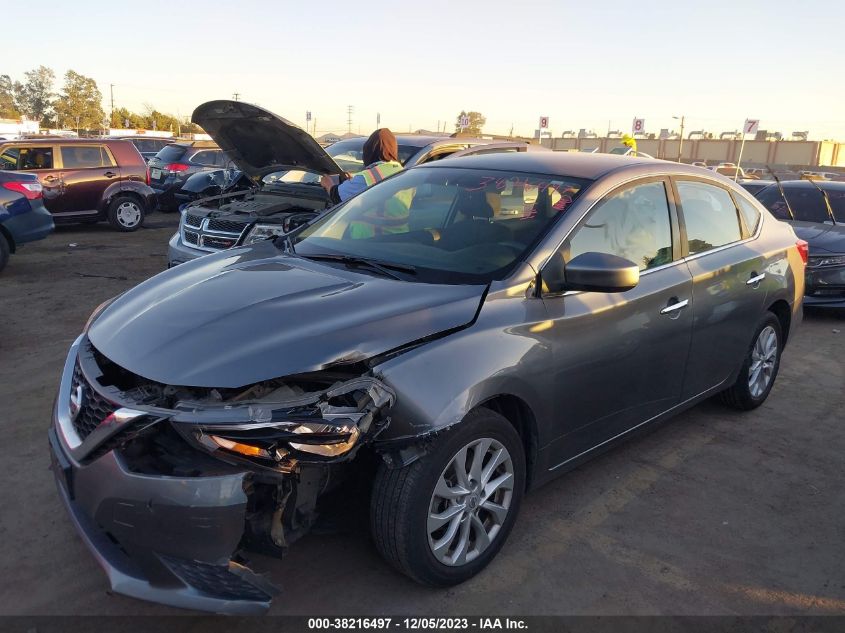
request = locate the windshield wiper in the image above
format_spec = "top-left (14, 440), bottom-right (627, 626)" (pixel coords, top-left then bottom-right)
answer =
top-left (300, 253), bottom-right (416, 280)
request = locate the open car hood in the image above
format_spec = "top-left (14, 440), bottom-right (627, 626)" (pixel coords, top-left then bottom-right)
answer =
top-left (192, 100), bottom-right (342, 179)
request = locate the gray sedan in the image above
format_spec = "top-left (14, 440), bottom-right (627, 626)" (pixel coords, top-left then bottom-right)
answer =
top-left (50, 152), bottom-right (806, 613)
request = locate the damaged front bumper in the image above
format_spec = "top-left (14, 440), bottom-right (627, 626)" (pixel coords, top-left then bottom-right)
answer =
top-left (49, 335), bottom-right (393, 614)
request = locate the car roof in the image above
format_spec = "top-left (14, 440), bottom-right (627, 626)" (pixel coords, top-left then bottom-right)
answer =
top-left (414, 150), bottom-right (714, 180)
top-left (777, 179), bottom-right (845, 191)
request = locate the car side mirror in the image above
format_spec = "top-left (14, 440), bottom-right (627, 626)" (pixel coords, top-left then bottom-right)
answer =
top-left (541, 251), bottom-right (640, 294)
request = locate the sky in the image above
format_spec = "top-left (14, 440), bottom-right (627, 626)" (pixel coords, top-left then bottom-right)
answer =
top-left (5, 0), bottom-right (845, 140)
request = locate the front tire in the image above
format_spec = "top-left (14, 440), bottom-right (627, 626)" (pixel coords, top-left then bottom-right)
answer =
top-left (719, 312), bottom-right (783, 410)
top-left (371, 408), bottom-right (525, 586)
top-left (107, 195), bottom-right (145, 232)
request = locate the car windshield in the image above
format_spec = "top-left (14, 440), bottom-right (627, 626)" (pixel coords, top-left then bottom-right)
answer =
top-left (292, 167), bottom-right (590, 284)
top-left (262, 140), bottom-right (421, 185)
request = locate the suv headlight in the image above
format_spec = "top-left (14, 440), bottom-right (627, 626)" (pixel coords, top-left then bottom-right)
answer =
top-left (243, 223), bottom-right (287, 245)
top-left (807, 254), bottom-right (845, 268)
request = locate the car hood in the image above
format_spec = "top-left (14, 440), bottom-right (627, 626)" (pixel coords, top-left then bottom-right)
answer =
top-left (192, 100), bottom-right (342, 179)
top-left (789, 220), bottom-right (845, 254)
top-left (88, 243), bottom-right (486, 388)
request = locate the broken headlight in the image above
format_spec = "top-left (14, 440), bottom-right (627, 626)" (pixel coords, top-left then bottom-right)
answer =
top-left (243, 223), bottom-right (287, 245)
top-left (199, 419), bottom-right (362, 462)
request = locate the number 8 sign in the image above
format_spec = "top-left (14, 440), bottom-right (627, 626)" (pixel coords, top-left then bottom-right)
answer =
top-left (632, 118), bottom-right (645, 134)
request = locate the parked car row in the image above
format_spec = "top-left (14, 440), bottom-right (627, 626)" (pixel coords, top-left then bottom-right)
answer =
top-left (167, 100), bottom-right (544, 266)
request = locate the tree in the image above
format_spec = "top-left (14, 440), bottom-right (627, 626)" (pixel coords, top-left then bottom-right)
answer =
top-left (16, 66), bottom-right (56, 125)
top-left (0, 75), bottom-right (20, 119)
top-left (53, 70), bottom-right (105, 131)
top-left (111, 107), bottom-right (145, 129)
top-left (455, 110), bottom-right (486, 135)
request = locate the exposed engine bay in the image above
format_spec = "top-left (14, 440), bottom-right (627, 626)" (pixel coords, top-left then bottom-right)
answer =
top-left (187, 181), bottom-right (330, 233)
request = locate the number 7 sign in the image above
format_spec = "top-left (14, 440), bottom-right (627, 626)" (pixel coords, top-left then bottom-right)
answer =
top-left (744, 119), bottom-right (760, 135)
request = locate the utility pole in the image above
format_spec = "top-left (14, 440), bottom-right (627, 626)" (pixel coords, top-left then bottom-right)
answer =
top-left (347, 105), bottom-right (354, 134)
top-left (233, 92), bottom-right (240, 102)
top-left (674, 115), bottom-right (686, 162)
top-left (110, 84), bottom-right (115, 129)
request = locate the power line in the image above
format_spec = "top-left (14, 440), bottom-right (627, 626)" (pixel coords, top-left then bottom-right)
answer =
top-left (347, 105), bottom-right (354, 134)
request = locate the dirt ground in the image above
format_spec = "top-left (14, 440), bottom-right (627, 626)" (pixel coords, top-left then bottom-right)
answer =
top-left (0, 213), bottom-right (843, 616)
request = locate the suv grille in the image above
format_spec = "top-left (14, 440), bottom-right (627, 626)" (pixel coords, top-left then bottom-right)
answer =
top-left (185, 213), bottom-right (203, 228)
top-left (207, 218), bottom-right (246, 233)
top-left (180, 213), bottom-right (246, 253)
top-left (70, 363), bottom-right (117, 440)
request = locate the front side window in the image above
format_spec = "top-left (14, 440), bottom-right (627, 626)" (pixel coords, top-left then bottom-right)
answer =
top-left (0, 146), bottom-right (53, 170)
top-left (566, 181), bottom-right (673, 271)
top-left (294, 167), bottom-right (589, 283)
top-left (676, 181), bottom-right (742, 254)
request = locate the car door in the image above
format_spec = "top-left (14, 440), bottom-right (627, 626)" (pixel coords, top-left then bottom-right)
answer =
top-left (539, 178), bottom-right (694, 464)
top-left (0, 144), bottom-right (64, 213)
top-left (57, 145), bottom-right (119, 214)
top-left (672, 177), bottom-right (769, 399)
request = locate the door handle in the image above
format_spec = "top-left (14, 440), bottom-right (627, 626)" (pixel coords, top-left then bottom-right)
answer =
top-left (746, 272), bottom-right (766, 286)
top-left (660, 298), bottom-right (689, 315)
top-left (104, 171), bottom-right (117, 178)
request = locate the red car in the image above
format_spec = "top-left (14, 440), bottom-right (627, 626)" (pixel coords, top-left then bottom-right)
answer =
top-left (0, 138), bottom-right (157, 231)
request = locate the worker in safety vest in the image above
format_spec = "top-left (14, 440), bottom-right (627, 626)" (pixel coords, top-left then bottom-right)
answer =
top-left (320, 128), bottom-right (403, 203)
top-left (321, 128), bottom-right (408, 238)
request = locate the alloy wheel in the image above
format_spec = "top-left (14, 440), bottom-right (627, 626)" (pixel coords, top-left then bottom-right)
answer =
top-left (748, 325), bottom-right (778, 398)
top-left (427, 437), bottom-right (514, 567)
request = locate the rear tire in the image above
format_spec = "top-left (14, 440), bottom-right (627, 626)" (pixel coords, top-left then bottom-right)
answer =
top-left (719, 312), bottom-right (782, 410)
top-left (107, 195), bottom-right (145, 232)
top-left (371, 407), bottom-right (525, 586)
top-left (0, 232), bottom-right (9, 272)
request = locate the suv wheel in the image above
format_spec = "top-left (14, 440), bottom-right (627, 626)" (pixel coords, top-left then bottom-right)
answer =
top-left (108, 195), bottom-right (145, 232)
top-left (0, 232), bottom-right (9, 272)
top-left (719, 312), bottom-right (783, 410)
top-left (371, 408), bottom-right (525, 586)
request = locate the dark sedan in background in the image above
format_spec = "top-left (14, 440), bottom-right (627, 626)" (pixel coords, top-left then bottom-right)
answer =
top-left (51, 150), bottom-right (805, 613)
top-left (111, 136), bottom-right (175, 161)
top-left (0, 170), bottom-right (54, 271)
top-left (750, 180), bottom-right (845, 308)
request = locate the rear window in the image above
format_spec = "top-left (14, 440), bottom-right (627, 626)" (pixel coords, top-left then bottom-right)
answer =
top-left (154, 145), bottom-right (187, 162)
top-left (826, 188), bottom-right (845, 222)
top-left (60, 145), bottom-right (114, 168)
top-left (784, 187), bottom-right (830, 223)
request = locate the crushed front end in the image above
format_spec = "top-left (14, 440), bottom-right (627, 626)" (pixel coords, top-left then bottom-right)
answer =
top-left (49, 334), bottom-right (394, 614)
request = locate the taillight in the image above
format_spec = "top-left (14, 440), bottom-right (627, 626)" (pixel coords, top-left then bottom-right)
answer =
top-left (166, 163), bottom-right (189, 173)
top-left (796, 239), bottom-right (809, 265)
top-left (145, 166), bottom-right (151, 186)
top-left (3, 181), bottom-right (43, 200)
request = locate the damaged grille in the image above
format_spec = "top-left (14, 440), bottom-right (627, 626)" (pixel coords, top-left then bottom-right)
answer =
top-left (70, 362), bottom-right (117, 440)
top-left (183, 230), bottom-right (199, 245)
top-left (185, 213), bottom-right (203, 228)
top-left (159, 554), bottom-right (273, 602)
